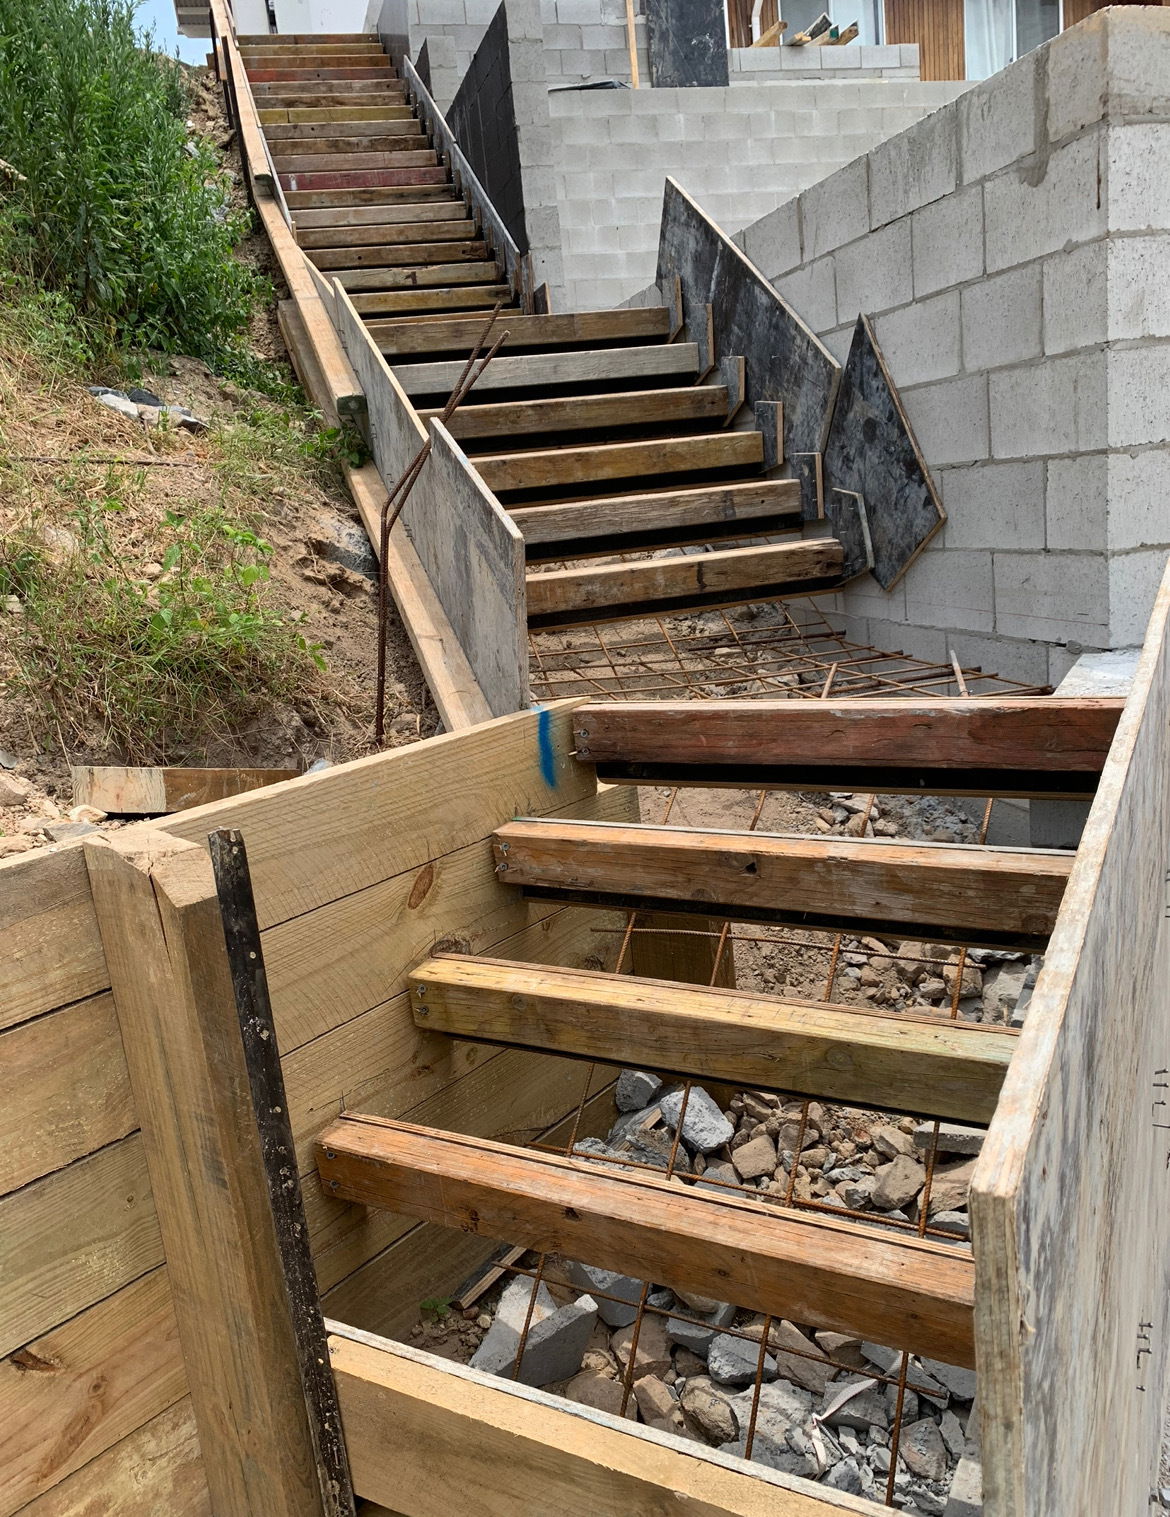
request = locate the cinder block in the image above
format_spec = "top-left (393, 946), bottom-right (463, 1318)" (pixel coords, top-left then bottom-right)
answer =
top-left (820, 323), bottom-right (854, 364)
top-left (1105, 235), bottom-right (1170, 341)
top-left (901, 373), bottom-right (990, 468)
top-left (1101, 5), bottom-right (1170, 125)
top-left (947, 630), bottom-right (1051, 688)
top-left (1042, 240), bottom-right (1105, 356)
top-left (940, 459), bottom-right (1046, 551)
top-left (1045, 11), bottom-right (1108, 143)
top-left (989, 352), bottom-right (1106, 459)
top-left (556, 0), bottom-right (600, 22)
top-left (1109, 548), bottom-right (1170, 645)
top-left (739, 199), bottom-right (802, 279)
top-left (911, 183), bottom-right (983, 297)
top-left (774, 256), bottom-right (837, 334)
top-left (800, 157), bottom-right (868, 258)
top-left (835, 219), bottom-right (912, 319)
top-left (993, 551), bottom-right (1109, 643)
top-left (874, 289), bottom-right (960, 388)
top-left (868, 106), bottom-right (957, 227)
top-left (983, 131), bottom-right (1105, 273)
top-left (1105, 122), bottom-right (1170, 233)
top-left (1106, 447), bottom-right (1170, 552)
top-left (961, 262), bottom-right (1042, 373)
top-left (1046, 454), bottom-right (1108, 552)
top-left (543, 22), bottom-right (582, 47)
top-left (957, 49), bottom-right (1037, 185)
top-left (1107, 344), bottom-right (1170, 450)
top-left (904, 546), bottom-right (994, 633)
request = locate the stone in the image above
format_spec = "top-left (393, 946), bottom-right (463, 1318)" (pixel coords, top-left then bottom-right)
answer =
top-left (659, 1086), bottom-right (734, 1153)
top-left (696, 1160), bottom-right (737, 1191)
top-left (567, 1261), bottom-right (643, 1327)
top-left (611, 1314), bottom-right (672, 1380)
top-left (0, 835), bottom-right (35, 856)
top-left (68, 804), bottom-right (106, 824)
top-left (823, 1458), bottom-right (866, 1494)
top-left (913, 1123), bottom-right (985, 1156)
top-left (932, 1210), bottom-right (972, 1240)
top-left (815, 1331), bottom-right (868, 1368)
top-left (564, 1370), bottom-right (636, 1418)
top-left (615, 1069), bottom-right (663, 1112)
top-left (680, 1379), bottom-right (739, 1443)
top-left (91, 387), bottom-right (140, 420)
top-left (872, 1124), bottom-right (917, 1159)
top-left (720, 1431), bottom-right (812, 1476)
top-left (982, 960), bottom-right (1031, 1022)
top-left (666, 1301), bottom-right (736, 1357)
top-left (748, 1319), bottom-right (835, 1394)
top-left (727, 1378), bottom-right (813, 1453)
top-left (900, 1418), bottom-right (949, 1482)
top-left (674, 1287), bottom-right (723, 1314)
top-left (919, 1357), bottom-right (977, 1402)
top-left (673, 1347), bottom-right (707, 1378)
top-left (861, 1341), bottom-right (902, 1376)
top-left (821, 1379), bottom-right (889, 1431)
top-left (633, 1374), bottom-right (676, 1423)
top-left (940, 1408), bottom-right (967, 1459)
top-left (470, 1279), bottom-right (598, 1387)
top-left (707, 1333), bottom-right (777, 1388)
top-left (0, 772), bottom-right (31, 806)
top-left (731, 1133), bottom-right (777, 1180)
top-left (926, 1159), bottom-right (977, 1215)
top-left (871, 1155), bottom-right (925, 1211)
top-left (42, 820), bottom-right (98, 841)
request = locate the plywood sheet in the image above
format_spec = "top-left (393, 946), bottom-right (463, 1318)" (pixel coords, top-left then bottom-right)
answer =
top-left (646, 0), bottom-right (730, 85)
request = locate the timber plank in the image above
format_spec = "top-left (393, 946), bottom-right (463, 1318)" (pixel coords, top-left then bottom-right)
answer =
top-left (430, 384), bottom-right (729, 441)
top-left (491, 817), bottom-right (1074, 947)
top-left (260, 107), bottom-right (415, 126)
top-left (293, 198), bottom-right (466, 225)
top-left (477, 431), bottom-right (764, 495)
top-left (298, 218), bottom-right (475, 249)
top-left (72, 764), bottom-right (300, 815)
top-left (513, 478), bottom-right (802, 559)
top-left (316, 1115), bottom-right (976, 1365)
top-left (316, 239), bottom-right (487, 270)
top-left (408, 955), bottom-right (1015, 1122)
top-left (279, 168), bottom-right (448, 193)
top-left (329, 1330), bottom-right (886, 1517)
top-left (250, 76), bottom-right (404, 94)
top-left (338, 260), bottom-right (501, 292)
top-left (571, 697), bottom-right (1124, 798)
top-left (275, 151), bottom-right (438, 175)
top-left (285, 185), bottom-right (454, 208)
top-left (392, 342), bottom-right (700, 397)
top-left (0, 845), bottom-right (107, 1031)
top-left (0, 992), bottom-right (134, 1196)
top-left (350, 284), bottom-right (512, 316)
top-left (0, 1268), bottom-right (185, 1516)
top-left (246, 66), bottom-right (398, 82)
top-left (366, 307), bottom-right (671, 356)
top-left (263, 118), bottom-right (424, 140)
top-left (526, 540), bottom-right (843, 628)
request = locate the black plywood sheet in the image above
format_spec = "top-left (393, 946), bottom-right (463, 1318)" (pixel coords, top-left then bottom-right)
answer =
top-left (647, 0), bottom-right (729, 85)
top-left (823, 316), bottom-right (945, 591)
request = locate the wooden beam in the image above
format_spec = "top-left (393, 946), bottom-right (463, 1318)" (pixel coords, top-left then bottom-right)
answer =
top-left (477, 431), bottom-right (763, 495)
top-left (72, 764), bottom-right (300, 815)
top-left (526, 540), bottom-right (843, 629)
top-left (351, 284), bottom-right (513, 316)
top-left (492, 817), bottom-right (1074, 947)
top-left (316, 239), bottom-right (487, 270)
top-left (408, 954), bottom-right (1015, 1122)
top-left (328, 1327), bottom-right (881, 1516)
top-left (298, 218), bottom-right (475, 248)
top-left (427, 384), bottom-right (729, 442)
top-left (367, 307), bottom-right (670, 355)
top-left (84, 830), bottom-right (343, 1517)
top-left (391, 342), bottom-right (699, 397)
top-left (570, 697), bottom-right (1125, 799)
top-left (337, 259), bottom-right (501, 291)
top-left (316, 1115), bottom-right (976, 1365)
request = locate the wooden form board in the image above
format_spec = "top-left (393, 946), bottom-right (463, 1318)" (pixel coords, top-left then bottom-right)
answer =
top-left (972, 561), bottom-right (1170, 1517)
top-left (327, 1326), bottom-right (883, 1517)
top-left (655, 179), bottom-right (839, 474)
top-left (71, 765), bottom-right (300, 815)
top-left (645, 0), bottom-right (730, 85)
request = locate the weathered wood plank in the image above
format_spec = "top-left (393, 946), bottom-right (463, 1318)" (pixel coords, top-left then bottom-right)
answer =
top-left (477, 431), bottom-right (763, 495)
top-left (526, 540), bottom-right (843, 628)
top-left (430, 384), bottom-right (729, 441)
top-left (317, 239), bottom-right (487, 270)
top-left (317, 1116), bottom-right (976, 1365)
top-left (0, 992), bottom-right (134, 1196)
top-left (492, 817), bottom-right (1074, 947)
top-left (368, 307), bottom-right (670, 356)
top-left (350, 284), bottom-right (513, 316)
top-left (391, 342), bottom-right (699, 397)
top-left (292, 197), bottom-right (464, 225)
top-left (298, 218), bottom-right (475, 249)
top-left (278, 151), bottom-right (439, 177)
top-left (408, 954), bottom-right (1016, 1122)
top-left (71, 765), bottom-right (300, 815)
top-left (0, 846), bottom-right (108, 1031)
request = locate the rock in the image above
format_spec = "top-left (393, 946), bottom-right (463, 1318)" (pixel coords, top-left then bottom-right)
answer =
top-left (913, 1122), bottom-right (985, 1156)
top-left (919, 1357), bottom-right (977, 1402)
top-left (727, 1378), bottom-right (813, 1447)
top-left (674, 1286), bottom-right (724, 1314)
top-left (0, 772), bottom-right (31, 806)
top-left (820, 1379), bottom-right (889, 1431)
top-left (0, 835), bottom-right (35, 856)
top-left (707, 1333), bottom-right (777, 1388)
top-left (615, 1069), bottom-right (663, 1112)
top-left (564, 1371), bottom-right (636, 1418)
top-left (567, 1261), bottom-right (644, 1327)
top-left (68, 804), bottom-right (106, 824)
top-left (659, 1086), bottom-right (734, 1153)
top-left (926, 1159), bottom-right (977, 1215)
top-left (731, 1133), bottom-right (777, 1180)
top-left (633, 1374), bottom-right (676, 1423)
top-left (43, 820), bottom-right (98, 842)
top-left (666, 1301), bottom-right (735, 1357)
top-left (940, 1408), bottom-right (967, 1459)
top-left (982, 960), bottom-right (1031, 1022)
top-left (823, 1458), bottom-right (866, 1494)
top-left (931, 1210), bottom-right (971, 1239)
top-left (611, 1314), bottom-right (672, 1380)
top-left (739, 1319), bottom-right (834, 1393)
top-left (872, 1124), bottom-right (917, 1159)
top-left (871, 1155), bottom-right (924, 1211)
top-left (680, 1379), bottom-right (738, 1443)
top-left (900, 1418), bottom-right (948, 1481)
top-left (942, 962), bottom-right (983, 998)
top-left (91, 387), bottom-right (140, 420)
top-left (815, 1331), bottom-right (868, 1368)
top-left (470, 1279), bottom-right (598, 1386)
top-left (861, 1341), bottom-right (902, 1376)
top-left (673, 1347), bottom-right (707, 1378)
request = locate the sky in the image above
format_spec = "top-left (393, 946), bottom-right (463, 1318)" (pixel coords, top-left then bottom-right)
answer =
top-left (135, 0), bottom-right (209, 65)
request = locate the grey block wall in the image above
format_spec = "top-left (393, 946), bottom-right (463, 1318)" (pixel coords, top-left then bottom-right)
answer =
top-left (721, 7), bottom-right (1170, 682)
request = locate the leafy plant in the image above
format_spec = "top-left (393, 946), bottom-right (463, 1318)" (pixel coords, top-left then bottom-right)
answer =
top-left (420, 1297), bottom-right (453, 1322)
top-left (302, 423), bottom-right (370, 470)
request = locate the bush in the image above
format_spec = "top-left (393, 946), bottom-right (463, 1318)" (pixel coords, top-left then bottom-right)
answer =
top-left (0, 0), bottom-right (260, 359)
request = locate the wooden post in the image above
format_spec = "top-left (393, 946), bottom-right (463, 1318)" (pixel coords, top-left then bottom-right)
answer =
top-left (625, 0), bottom-right (640, 86)
top-left (84, 830), bottom-right (350, 1517)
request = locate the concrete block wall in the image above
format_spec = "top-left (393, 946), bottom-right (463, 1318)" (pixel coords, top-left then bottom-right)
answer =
top-left (721, 7), bottom-right (1170, 680)
top-left (549, 77), bottom-right (968, 311)
top-left (729, 42), bottom-right (921, 81)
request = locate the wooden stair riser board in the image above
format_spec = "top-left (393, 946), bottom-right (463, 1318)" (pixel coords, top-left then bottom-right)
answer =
top-left (391, 342), bottom-right (701, 398)
top-left (274, 137), bottom-right (430, 164)
top-left (315, 1115), bottom-right (977, 1366)
top-left (260, 106), bottom-right (416, 125)
top-left (314, 239), bottom-right (487, 270)
top-left (366, 307), bottom-right (671, 357)
top-left (237, 31), bottom-right (375, 42)
top-left (280, 167), bottom-right (448, 192)
top-left (242, 52), bottom-right (391, 68)
top-left (351, 285), bottom-right (515, 316)
top-left (245, 66), bottom-right (399, 82)
top-left (571, 697), bottom-right (1125, 798)
top-left (477, 431), bottom-right (764, 495)
top-left (409, 954), bottom-right (1016, 1123)
top-left (284, 185), bottom-right (456, 210)
top-left (526, 540), bottom-right (844, 628)
top-left (490, 818), bottom-right (1074, 947)
top-left (293, 200), bottom-right (467, 228)
top-left (240, 45), bottom-right (390, 59)
top-left (298, 220), bottom-right (477, 250)
top-left (427, 385), bottom-right (730, 442)
top-left (263, 118), bottom-right (425, 141)
top-left (250, 79), bottom-right (408, 98)
top-left (275, 150), bottom-right (438, 174)
top-left (513, 480), bottom-right (804, 559)
top-left (339, 260), bottom-right (503, 293)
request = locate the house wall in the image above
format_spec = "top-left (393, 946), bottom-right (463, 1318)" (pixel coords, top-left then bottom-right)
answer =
top-left (729, 42), bottom-right (924, 80)
top-left (715, 6), bottom-right (1170, 681)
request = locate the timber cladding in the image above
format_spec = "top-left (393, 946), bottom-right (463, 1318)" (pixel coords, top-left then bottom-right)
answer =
top-left (0, 702), bottom-right (631, 1517)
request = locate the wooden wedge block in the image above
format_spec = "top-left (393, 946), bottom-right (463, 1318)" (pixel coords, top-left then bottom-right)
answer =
top-left (493, 819), bottom-right (1073, 948)
top-left (570, 697), bottom-right (1125, 798)
top-left (391, 342), bottom-right (700, 397)
top-left (315, 1113), bottom-right (977, 1365)
top-left (72, 765), bottom-right (300, 816)
top-left (367, 307), bottom-right (671, 357)
top-left (526, 540), bottom-right (843, 629)
top-left (409, 954), bottom-right (1016, 1122)
top-left (478, 430), bottom-right (764, 495)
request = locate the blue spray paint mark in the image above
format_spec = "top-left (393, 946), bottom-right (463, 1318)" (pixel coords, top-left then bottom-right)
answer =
top-left (535, 704), bottom-right (557, 789)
